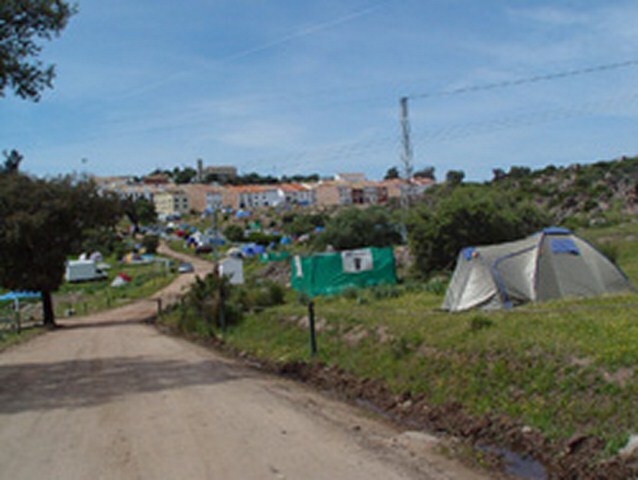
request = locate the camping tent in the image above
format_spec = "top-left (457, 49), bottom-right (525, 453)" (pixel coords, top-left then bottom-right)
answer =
top-left (219, 257), bottom-right (244, 285)
top-left (291, 247), bottom-right (397, 297)
top-left (443, 227), bottom-right (634, 312)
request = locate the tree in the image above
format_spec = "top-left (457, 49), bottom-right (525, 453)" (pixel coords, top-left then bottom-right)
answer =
top-left (121, 196), bottom-right (157, 233)
top-left (223, 224), bottom-right (245, 242)
top-left (173, 166), bottom-right (197, 184)
top-left (0, 173), bottom-right (121, 326)
top-left (141, 234), bottom-right (159, 254)
top-left (445, 169), bottom-right (465, 186)
top-left (414, 166), bottom-right (436, 180)
top-left (406, 185), bottom-right (550, 277)
top-left (384, 167), bottom-right (400, 180)
top-left (1, 149), bottom-right (23, 173)
top-left (0, 0), bottom-right (76, 101)
top-left (492, 168), bottom-right (507, 182)
top-left (315, 206), bottom-right (402, 251)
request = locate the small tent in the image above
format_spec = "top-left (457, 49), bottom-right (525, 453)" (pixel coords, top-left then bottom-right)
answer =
top-left (443, 227), bottom-right (634, 312)
top-left (291, 247), bottom-right (397, 297)
top-left (219, 257), bottom-right (244, 285)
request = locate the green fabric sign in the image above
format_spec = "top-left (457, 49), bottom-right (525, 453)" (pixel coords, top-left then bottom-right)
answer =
top-left (260, 251), bottom-right (291, 263)
top-left (291, 247), bottom-right (397, 297)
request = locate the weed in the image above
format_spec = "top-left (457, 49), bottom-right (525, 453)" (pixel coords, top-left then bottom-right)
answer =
top-left (469, 315), bottom-right (494, 332)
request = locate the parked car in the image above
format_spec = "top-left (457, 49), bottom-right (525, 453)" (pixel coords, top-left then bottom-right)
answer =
top-left (177, 262), bottom-right (194, 274)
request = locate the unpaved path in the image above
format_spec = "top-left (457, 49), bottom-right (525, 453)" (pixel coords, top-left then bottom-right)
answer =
top-left (0, 248), bottom-right (487, 480)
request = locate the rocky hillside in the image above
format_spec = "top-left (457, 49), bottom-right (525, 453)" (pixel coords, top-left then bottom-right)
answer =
top-left (490, 156), bottom-right (638, 226)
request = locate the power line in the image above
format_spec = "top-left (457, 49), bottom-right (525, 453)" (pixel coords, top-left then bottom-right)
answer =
top-left (408, 59), bottom-right (638, 100)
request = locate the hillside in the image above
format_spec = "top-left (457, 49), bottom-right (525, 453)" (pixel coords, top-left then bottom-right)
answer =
top-left (489, 156), bottom-right (638, 226)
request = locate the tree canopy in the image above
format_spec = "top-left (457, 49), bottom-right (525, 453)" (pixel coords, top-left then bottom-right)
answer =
top-left (384, 167), bottom-right (400, 180)
top-left (0, 173), bottom-right (120, 326)
top-left (0, 0), bottom-right (76, 101)
top-left (121, 196), bottom-right (157, 233)
top-left (407, 185), bottom-right (550, 277)
top-left (315, 206), bottom-right (402, 251)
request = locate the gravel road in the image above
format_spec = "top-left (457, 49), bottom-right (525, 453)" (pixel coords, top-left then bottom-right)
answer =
top-left (0, 249), bottom-right (487, 480)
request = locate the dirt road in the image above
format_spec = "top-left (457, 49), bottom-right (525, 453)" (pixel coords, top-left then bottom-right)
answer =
top-left (0, 251), bottom-right (487, 480)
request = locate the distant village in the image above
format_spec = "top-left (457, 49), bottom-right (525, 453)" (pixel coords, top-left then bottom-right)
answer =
top-left (94, 161), bottom-right (435, 219)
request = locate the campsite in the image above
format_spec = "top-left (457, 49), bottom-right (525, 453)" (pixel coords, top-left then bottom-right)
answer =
top-left (155, 210), bottom-right (638, 478)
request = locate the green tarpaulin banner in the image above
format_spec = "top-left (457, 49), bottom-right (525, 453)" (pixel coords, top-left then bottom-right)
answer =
top-left (291, 247), bottom-right (397, 297)
top-left (260, 251), bottom-right (291, 263)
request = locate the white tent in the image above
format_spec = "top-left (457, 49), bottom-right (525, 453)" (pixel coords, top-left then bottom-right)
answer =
top-left (219, 257), bottom-right (244, 285)
top-left (443, 227), bottom-right (634, 311)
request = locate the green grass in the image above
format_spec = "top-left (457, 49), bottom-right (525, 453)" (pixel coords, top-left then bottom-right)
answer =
top-left (0, 326), bottom-right (45, 352)
top-left (161, 220), bottom-right (638, 458)
top-left (54, 257), bottom-right (177, 317)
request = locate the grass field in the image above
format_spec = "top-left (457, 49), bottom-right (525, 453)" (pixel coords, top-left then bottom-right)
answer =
top-left (0, 257), bottom-right (177, 326)
top-left (162, 220), bottom-right (638, 461)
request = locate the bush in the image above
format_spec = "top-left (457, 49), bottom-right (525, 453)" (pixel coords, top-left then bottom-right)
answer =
top-left (235, 280), bottom-right (286, 311)
top-left (315, 206), bottom-right (402, 250)
top-left (178, 273), bottom-right (242, 334)
top-left (246, 231), bottom-right (281, 246)
top-left (407, 185), bottom-right (551, 277)
top-left (223, 224), bottom-right (245, 242)
top-left (141, 234), bottom-right (159, 254)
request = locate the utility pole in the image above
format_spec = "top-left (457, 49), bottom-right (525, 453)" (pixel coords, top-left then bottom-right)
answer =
top-left (400, 96), bottom-right (414, 207)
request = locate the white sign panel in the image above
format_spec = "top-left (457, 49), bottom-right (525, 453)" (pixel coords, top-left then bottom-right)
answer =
top-left (341, 249), bottom-right (373, 273)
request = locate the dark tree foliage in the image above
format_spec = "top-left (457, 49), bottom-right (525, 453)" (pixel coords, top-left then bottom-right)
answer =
top-left (141, 234), bottom-right (159, 254)
top-left (407, 185), bottom-right (551, 277)
top-left (384, 167), bottom-right (400, 180)
top-left (413, 166), bottom-right (436, 180)
top-left (223, 224), bottom-right (245, 242)
top-left (1, 149), bottom-right (23, 173)
top-left (173, 166), bottom-right (197, 184)
top-left (282, 213), bottom-right (326, 237)
top-left (445, 169), bottom-right (465, 186)
top-left (0, 173), bottom-right (120, 326)
top-left (492, 168), bottom-right (507, 182)
top-left (228, 172), bottom-right (279, 186)
top-left (508, 166), bottom-right (532, 179)
top-left (121, 196), bottom-right (157, 233)
top-left (281, 173), bottom-right (320, 183)
top-left (315, 206), bottom-right (402, 251)
top-left (0, 0), bottom-right (76, 101)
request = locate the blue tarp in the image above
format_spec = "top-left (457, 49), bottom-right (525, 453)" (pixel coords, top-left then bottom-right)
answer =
top-left (541, 226), bottom-right (572, 235)
top-left (462, 247), bottom-right (478, 261)
top-left (0, 291), bottom-right (41, 302)
top-left (241, 244), bottom-right (266, 256)
top-left (550, 238), bottom-right (580, 255)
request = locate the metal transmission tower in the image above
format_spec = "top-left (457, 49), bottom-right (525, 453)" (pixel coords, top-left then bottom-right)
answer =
top-left (399, 96), bottom-right (414, 207)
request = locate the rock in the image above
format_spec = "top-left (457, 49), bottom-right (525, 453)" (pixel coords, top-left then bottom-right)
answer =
top-left (619, 435), bottom-right (638, 458)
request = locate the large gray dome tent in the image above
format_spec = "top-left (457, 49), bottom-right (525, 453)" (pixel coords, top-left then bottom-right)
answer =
top-left (442, 227), bottom-right (634, 312)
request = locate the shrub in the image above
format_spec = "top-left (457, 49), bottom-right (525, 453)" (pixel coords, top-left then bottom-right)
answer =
top-left (141, 234), bottom-right (159, 254)
top-left (178, 273), bottom-right (242, 334)
top-left (315, 206), bottom-right (402, 250)
top-left (235, 280), bottom-right (286, 311)
top-left (223, 224), bottom-right (245, 242)
top-left (407, 185), bottom-right (551, 277)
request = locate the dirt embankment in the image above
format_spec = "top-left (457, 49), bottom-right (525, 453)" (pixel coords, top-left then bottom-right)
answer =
top-left (161, 324), bottom-right (638, 480)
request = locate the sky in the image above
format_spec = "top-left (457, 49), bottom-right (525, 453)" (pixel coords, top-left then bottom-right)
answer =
top-left (3, 0), bottom-right (638, 181)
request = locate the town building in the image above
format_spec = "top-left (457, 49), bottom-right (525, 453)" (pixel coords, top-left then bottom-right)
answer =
top-left (154, 189), bottom-right (190, 218)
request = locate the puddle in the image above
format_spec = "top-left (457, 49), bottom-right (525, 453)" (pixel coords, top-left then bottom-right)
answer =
top-left (354, 398), bottom-right (548, 480)
top-left (479, 445), bottom-right (547, 480)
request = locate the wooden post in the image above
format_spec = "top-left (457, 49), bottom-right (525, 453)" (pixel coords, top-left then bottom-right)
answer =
top-left (308, 300), bottom-right (317, 357)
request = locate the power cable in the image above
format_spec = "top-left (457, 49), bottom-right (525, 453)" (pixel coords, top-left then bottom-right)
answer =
top-left (408, 59), bottom-right (638, 100)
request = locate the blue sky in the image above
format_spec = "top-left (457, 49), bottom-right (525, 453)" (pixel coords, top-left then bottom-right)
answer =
top-left (3, 0), bottom-right (638, 181)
